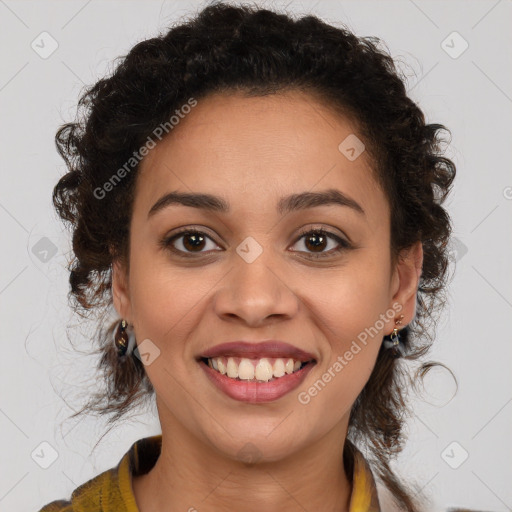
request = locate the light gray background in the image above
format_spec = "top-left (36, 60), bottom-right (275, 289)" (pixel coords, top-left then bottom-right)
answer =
top-left (1, 1), bottom-right (511, 511)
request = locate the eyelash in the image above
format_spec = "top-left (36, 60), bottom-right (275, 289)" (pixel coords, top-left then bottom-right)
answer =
top-left (160, 227), bottom-right (351, 260)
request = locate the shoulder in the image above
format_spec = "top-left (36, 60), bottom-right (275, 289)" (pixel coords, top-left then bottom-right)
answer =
top-left (37, 464), bottom-right (120, 512)
top-left (36, 435), bottom-right (159, 512)
top-left (38, 499), bottom-right (73, 512)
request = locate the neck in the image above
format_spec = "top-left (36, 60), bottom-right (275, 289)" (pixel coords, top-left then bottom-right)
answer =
top-left (133, 411), bottom-right (353, 512)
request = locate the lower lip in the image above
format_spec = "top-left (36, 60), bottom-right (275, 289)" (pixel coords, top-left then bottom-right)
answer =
top-left (199, 359), bottom-right (316, 403)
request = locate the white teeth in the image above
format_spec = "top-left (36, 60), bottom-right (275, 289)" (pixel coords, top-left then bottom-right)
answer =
top-left (238, 358), bottom-right (255, 380)
top-left (206, 356), bottom-right (307, 381)
top-left (273, 358), bottom-right (285, 377)
top-left (226, 357), bottom-right (238, 379)
top-left (217, 358), bottom-right (227, 374)
top-left (255, 358), bottom-right (273, 382)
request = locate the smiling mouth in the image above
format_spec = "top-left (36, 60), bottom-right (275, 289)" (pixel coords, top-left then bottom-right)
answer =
top-left (199, 356), bottom-right (316, 382)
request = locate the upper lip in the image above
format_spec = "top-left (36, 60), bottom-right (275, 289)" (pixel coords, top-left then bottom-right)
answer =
top-left (199, 341), bottom-right (316, 362)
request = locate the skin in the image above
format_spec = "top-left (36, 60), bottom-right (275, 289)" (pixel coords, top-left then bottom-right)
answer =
top-left (112, 90), bottom-right (423, 512)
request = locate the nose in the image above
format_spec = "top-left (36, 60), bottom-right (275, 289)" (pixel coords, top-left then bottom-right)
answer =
top-left (213, 249), bottom-right (299, 328)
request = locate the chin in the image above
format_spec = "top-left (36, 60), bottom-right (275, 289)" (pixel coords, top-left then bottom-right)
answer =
top-left (204, 426), bottom-right (306, 465)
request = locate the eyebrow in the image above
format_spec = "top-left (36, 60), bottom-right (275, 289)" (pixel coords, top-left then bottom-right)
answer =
top-left (147, 188), bottom-right (365, 219)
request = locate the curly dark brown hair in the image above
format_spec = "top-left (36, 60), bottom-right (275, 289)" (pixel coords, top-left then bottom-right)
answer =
top-left (52, 2), bottom-right (457, 510)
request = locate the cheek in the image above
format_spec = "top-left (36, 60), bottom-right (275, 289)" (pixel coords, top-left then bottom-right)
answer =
top-left (308, 257), bottom-right (391, 335)
top-left (127, 247), bottom-right (214, 356)
top-left (302, 253), bottom-right (391, 399)
top-left (296, 272), bottom-right (388, 428)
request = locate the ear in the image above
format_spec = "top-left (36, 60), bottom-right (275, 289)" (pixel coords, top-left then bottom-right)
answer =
top-left (112, 257), bottom-right (132, 322)
top-left (387, 240), bottom-right (423, 334)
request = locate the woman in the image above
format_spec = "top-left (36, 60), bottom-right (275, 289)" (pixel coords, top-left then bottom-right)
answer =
top-left (39, 2), bottom-right (458, 511)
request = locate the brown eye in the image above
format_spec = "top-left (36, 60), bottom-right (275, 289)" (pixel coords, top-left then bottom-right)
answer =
top-left (303, 232), bottom-right (328, 253)
top-left (160, 227), bottom-right (351, 260)
top-left (162, 229), bottom-right (221, 256)
top-left (181, 232), bottom-right (207, 252)
top-left (291, 229), bottom-right (351, 259)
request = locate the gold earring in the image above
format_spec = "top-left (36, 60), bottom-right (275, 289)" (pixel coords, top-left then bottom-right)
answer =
top-left (383, 314), bottom-right (405, 355)
top-left (114, 319), bottom-right (135, 357)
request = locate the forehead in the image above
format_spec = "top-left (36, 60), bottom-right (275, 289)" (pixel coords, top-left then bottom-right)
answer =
top-left (134, 90), bottom-right (385, 221)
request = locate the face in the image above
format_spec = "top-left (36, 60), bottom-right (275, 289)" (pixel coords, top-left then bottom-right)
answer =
top-left (112, 90), bottom-right (422, 463)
